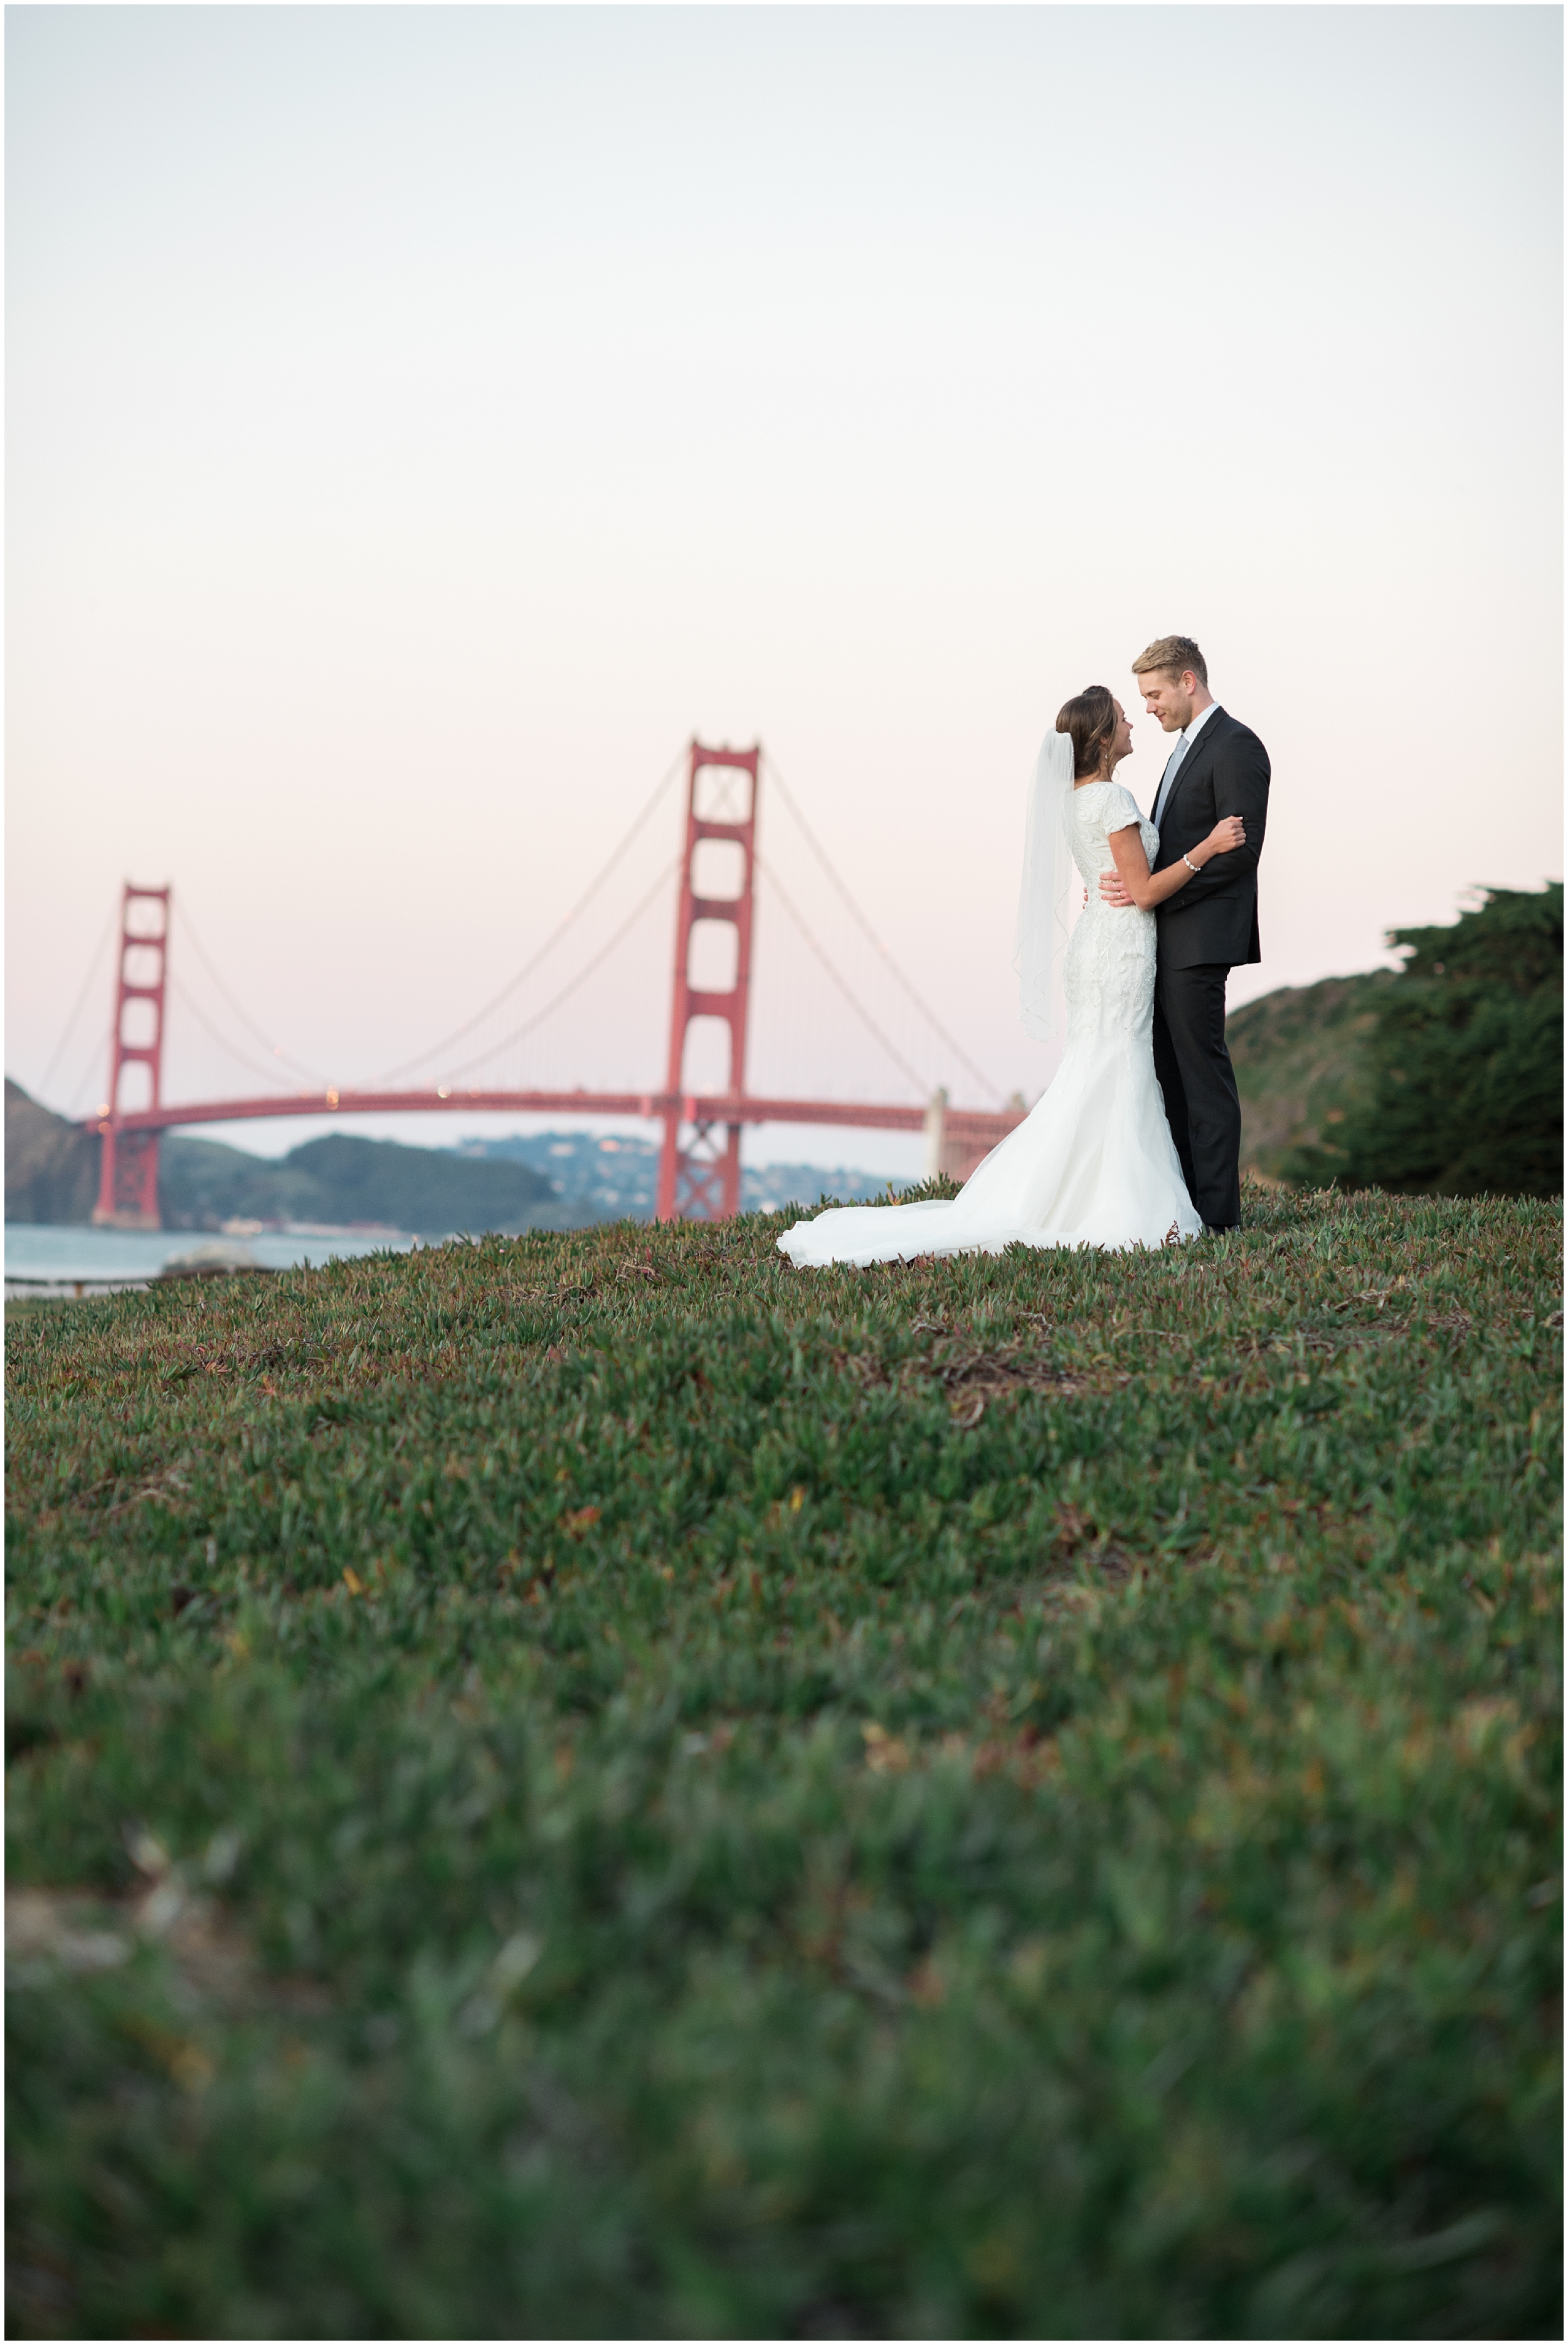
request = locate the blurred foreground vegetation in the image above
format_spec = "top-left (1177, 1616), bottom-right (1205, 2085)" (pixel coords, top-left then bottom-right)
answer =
top-left (7, 1186), bottom-right (1562, 2337)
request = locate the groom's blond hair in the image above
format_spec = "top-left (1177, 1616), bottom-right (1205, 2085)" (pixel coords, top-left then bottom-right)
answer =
top-left (1133, 635), bottom-right (1208, 687)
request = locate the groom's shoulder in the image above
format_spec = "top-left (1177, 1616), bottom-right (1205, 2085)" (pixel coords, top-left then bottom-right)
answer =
top-left (1213, 708), bottom-right (1269, 764)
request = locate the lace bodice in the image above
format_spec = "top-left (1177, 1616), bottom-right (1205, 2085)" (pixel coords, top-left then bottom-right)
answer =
top-left (1069, 780), bottom-right (1158, 886)
top-left (1064, 781), bottom-right (1158, 1045)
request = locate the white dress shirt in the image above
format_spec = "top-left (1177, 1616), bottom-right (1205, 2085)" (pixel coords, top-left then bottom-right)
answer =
top-left (1152, 698), bottom-right (1222, 829)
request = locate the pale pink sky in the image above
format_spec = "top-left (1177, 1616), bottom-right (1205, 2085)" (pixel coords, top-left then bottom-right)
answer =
top-left (8, 6), bottom-right (1561, 1174)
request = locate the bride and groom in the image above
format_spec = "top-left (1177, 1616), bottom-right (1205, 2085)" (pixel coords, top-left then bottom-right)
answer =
top-left (778, 635), bottom-right (1271, 1270)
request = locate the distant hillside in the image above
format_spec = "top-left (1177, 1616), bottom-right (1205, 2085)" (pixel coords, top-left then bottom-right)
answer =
top-left (455, 1132), bottom-right (659, 1220)
top-left (4, 1087), bottom-right (910, 1235)
top-left (3, 1088), bottom-right (555, 1235)
top-left (1228, 973), bottom-right (1395, 1184)
top-left (453, 1131), bottom-right (918, 1218)
top-left (161, 1132), bottom-right (556, 1236)
top-left (4, 1080), bottom-right (101, 1224)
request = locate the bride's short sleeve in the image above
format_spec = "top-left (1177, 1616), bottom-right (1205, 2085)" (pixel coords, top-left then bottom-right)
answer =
top-left (1105, 782), bottom-right (1143, 833)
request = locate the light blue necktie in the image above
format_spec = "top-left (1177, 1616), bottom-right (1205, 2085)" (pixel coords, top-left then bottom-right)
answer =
top-left (1152, 732), bottom-right (1190, 829)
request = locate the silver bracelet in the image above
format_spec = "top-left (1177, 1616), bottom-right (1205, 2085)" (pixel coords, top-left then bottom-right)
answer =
top-left (1182, 853), bottom-right (1202, 875)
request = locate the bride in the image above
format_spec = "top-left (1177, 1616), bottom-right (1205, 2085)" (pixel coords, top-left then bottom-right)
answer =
top-left (776, 686), bottom-right (1246, 1269)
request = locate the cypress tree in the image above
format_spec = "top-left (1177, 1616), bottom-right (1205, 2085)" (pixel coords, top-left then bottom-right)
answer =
top-left (1287, 883), bottom-right (1562, 1197)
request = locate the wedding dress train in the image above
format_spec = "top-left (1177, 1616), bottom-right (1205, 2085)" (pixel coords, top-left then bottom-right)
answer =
top-left (776, 780), bottom-right (1202, 1269)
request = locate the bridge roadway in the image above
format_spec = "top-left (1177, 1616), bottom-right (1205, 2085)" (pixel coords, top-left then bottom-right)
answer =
top-left (91, 1087), bottom-right (1022, 1148)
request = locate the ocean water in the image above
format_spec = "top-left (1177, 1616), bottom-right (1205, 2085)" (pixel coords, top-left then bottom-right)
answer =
top-left (6, 1223), bottom-right (417, 1294)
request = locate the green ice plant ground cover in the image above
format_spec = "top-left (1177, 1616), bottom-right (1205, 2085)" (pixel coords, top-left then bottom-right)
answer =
top-left (6, 1184), bottom-right (1561, 2339)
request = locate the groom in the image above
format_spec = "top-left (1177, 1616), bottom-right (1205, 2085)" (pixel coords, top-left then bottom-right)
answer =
top-left (1100, 635), bottom-right (1270, 1233)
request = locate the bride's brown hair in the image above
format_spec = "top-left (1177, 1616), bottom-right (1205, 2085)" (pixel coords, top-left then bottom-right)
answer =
top-left (1056, 686), bottom-right (1118, 780)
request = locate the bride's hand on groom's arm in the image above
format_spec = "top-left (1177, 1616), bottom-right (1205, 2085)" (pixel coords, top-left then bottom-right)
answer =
top-left (1098, 869), bottom-right (1134, 908)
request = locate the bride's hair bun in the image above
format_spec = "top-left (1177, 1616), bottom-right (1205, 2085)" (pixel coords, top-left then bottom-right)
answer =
top-left (1056, 685), bottom-right (1118, 780)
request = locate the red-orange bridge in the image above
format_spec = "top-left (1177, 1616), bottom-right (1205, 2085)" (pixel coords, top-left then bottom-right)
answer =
top-left (83, 742), bottom-right (1026, 1230)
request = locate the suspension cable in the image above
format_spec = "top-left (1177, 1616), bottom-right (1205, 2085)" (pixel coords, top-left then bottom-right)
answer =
top-left (167, 970), bottom-right (310, 1095)
top-left (65, 1034), bottom-right (110, 1119)
top-left (35, 902), bottom-right (119, 1103)
top-left (755, 854), bottom-right (930, 1100)
top-left (761, 750), bottom-right (1002, 1103)
top-left (368, 745), bottom-right (687, 1084)
top-left (174, 901), bottom-right (331, 1085)
top-left (440, 854), bottom-right (681, 1085)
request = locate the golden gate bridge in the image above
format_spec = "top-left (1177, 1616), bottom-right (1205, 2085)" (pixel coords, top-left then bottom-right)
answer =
top-left (76, 741), bottom-right (1026, 1230)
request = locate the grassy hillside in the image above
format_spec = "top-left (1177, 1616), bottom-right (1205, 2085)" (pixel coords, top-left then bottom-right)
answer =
top-left (1229, 974), bottom-right (1394, 1184)
top-left (7, 1189), bottom-right (1561, 2338)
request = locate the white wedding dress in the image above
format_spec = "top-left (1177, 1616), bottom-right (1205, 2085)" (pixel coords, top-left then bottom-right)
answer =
top-left (777, 780), bottom-right (1202, 1268)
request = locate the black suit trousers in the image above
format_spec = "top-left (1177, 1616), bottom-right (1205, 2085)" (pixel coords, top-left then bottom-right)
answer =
top-left (1153, 960), bottom-right (1241, 1232)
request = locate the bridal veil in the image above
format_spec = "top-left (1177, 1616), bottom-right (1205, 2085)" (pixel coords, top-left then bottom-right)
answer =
top-left (1012, 726), bottom-right (1076, 1045)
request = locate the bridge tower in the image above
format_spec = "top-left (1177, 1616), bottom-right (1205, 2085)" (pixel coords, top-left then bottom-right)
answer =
top-left (656, 740), bottom-right (760, 1221)
top-left (92, 883), bottom-right (170, 1229)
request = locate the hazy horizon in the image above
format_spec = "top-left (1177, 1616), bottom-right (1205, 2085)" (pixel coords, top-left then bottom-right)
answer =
top-left (8, 6), bottom-right (1561, 1176)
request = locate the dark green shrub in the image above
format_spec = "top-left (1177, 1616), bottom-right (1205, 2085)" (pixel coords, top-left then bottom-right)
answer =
top-left (1287, 884), bottom-right (1562, 1196)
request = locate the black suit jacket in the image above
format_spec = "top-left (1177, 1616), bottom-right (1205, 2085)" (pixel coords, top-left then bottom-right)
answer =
top-left (1150, 706), bottom-right (1270, 970)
